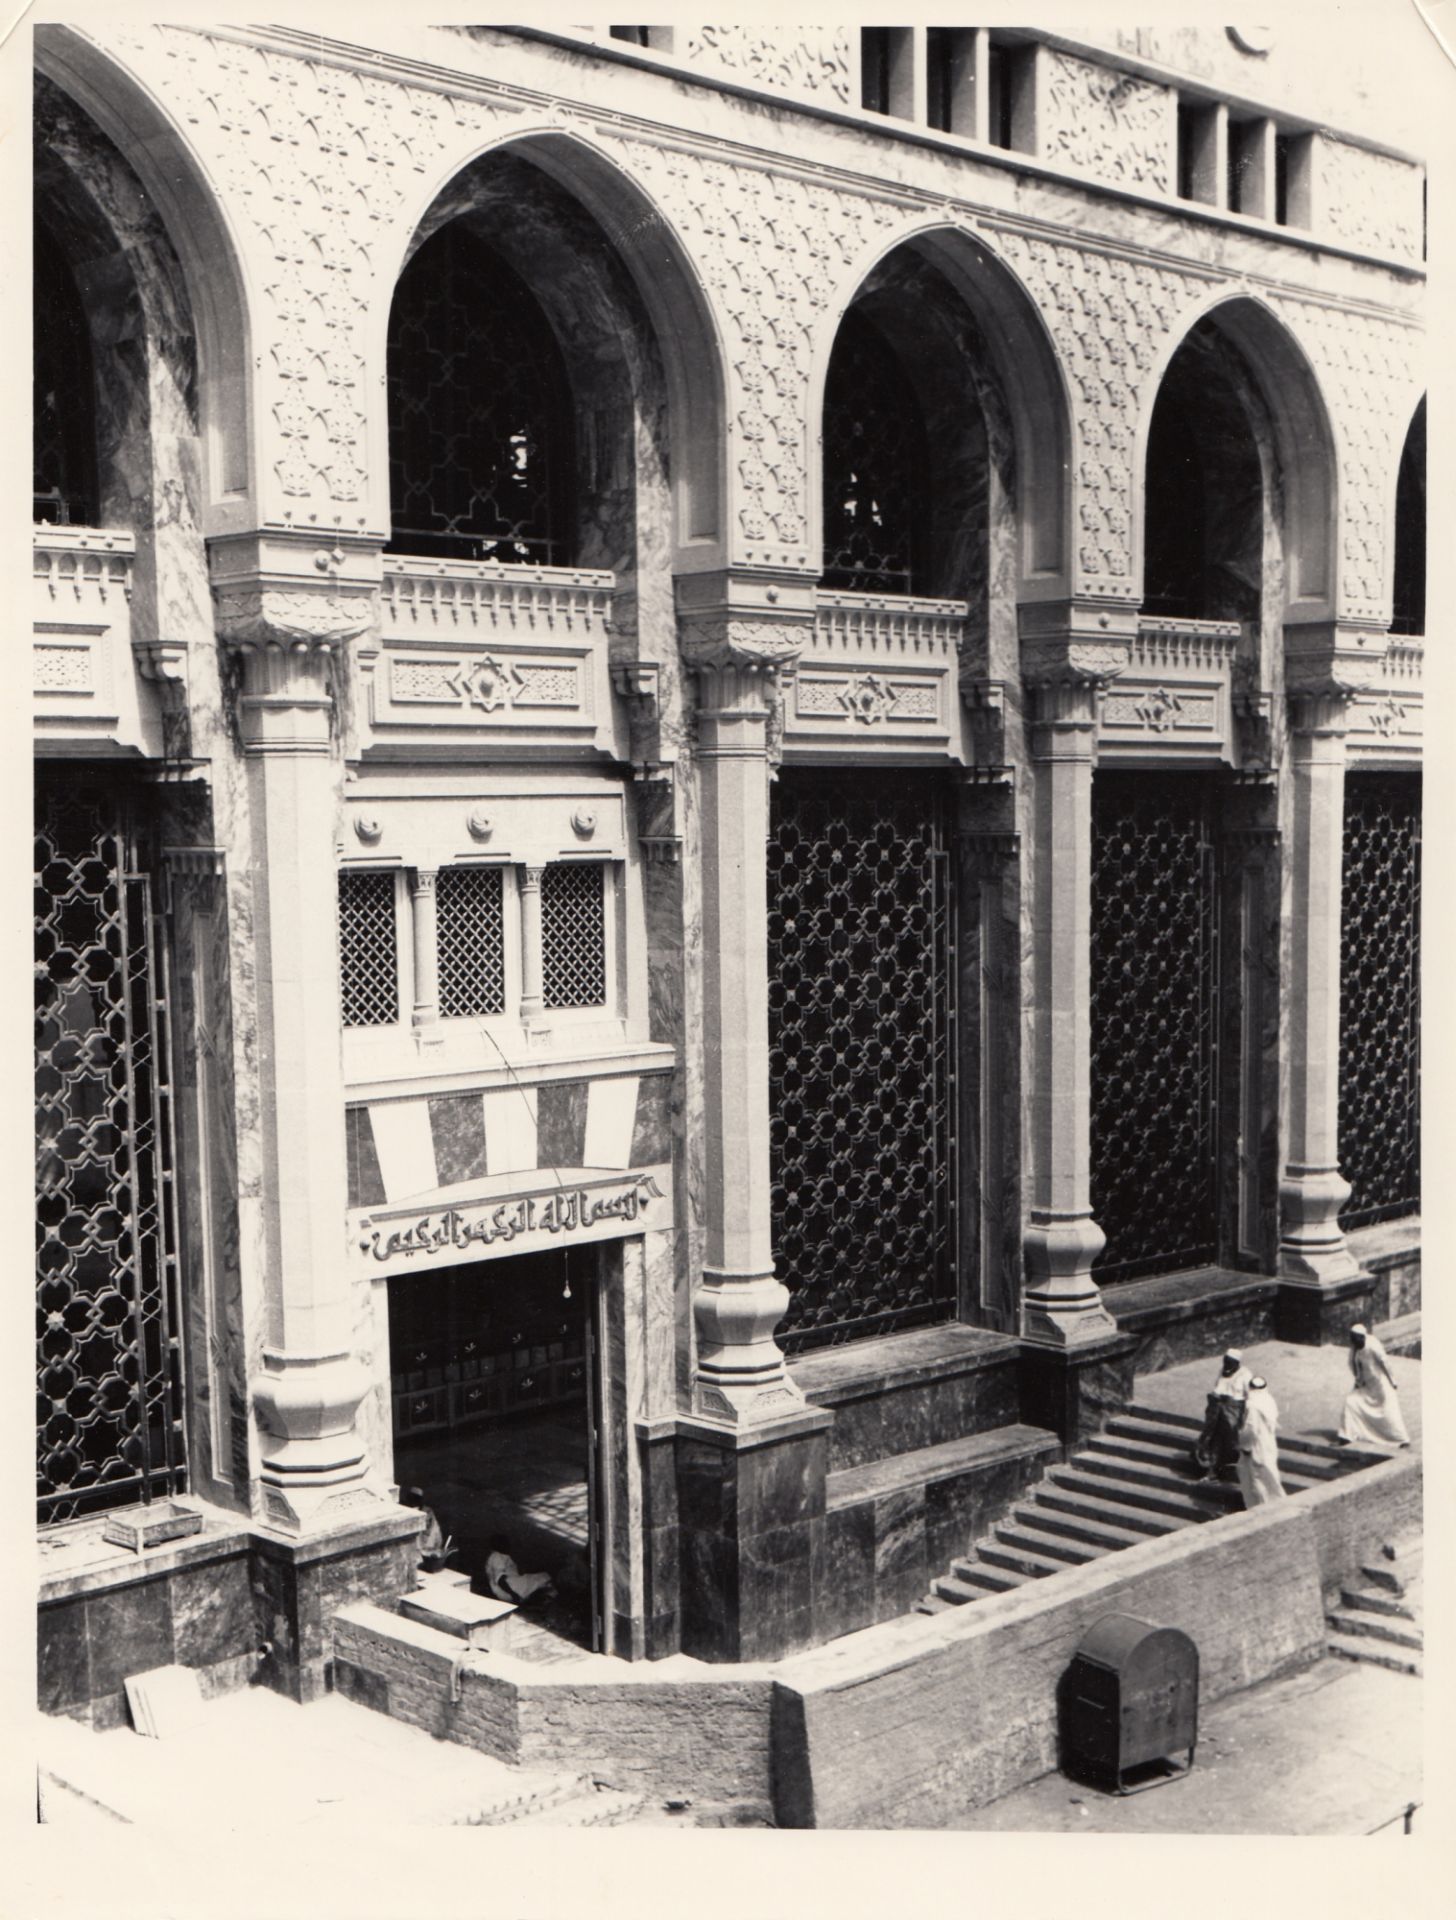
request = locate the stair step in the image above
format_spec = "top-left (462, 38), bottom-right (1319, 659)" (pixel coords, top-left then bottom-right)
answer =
top-left (1103, 1417), bottom-right (1343, 1480)
top-left (1035, 1484), bottom-right (1179, 1538)
top-left (932, 1570), bottom-right (1001, 1604)
top-left (1014, 1502), bottom-right (1153, 1554)
top-left (914, 1594), bottom-right (954, 1615)
top-left (501, 1786), bottom-right (646, 1828)
top-left (1071, 1455), bottom-right (1237, 1507)
top-left (1359, 1562), bottom-right (1407, 1595)
top-left (993, 1522), bottom-right (1100, 1566)
top-left (1047, 1467), bottom-right (1220, 1525)
top-left (976, 1537), bottom-right (1071, 1580)
top-left (1327, 1632), bottom-right (1421, 1677)
top-left (1124, 1402), bottom-right (1204, 1433)
top-left (825, 1422), bottom-right (1059, 1510)
top-left (1326, 1610), bottom-right (1423, 1650)
top-left (1339, 1586), bottom-right (1415, 1620)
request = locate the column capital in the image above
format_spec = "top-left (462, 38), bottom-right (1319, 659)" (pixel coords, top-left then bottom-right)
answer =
top-left (209, 531), bottom-right (383, 752)
top-left (1018, 596), bottom-right (1137, 690)
top-left (676, 569), bottom-right (812, 696)
top-left (1288, 688), bottom-right (1355, 738)
top-left (1284, 618), bottom-right (1390, 698)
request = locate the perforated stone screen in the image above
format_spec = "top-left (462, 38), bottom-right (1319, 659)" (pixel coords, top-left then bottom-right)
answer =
top-left (338, 870), bottom-right (400, 1027)
top-left (541, 863), bottom-right (607, 1010)
top-left (437, 865), bottom-right (506, 1018)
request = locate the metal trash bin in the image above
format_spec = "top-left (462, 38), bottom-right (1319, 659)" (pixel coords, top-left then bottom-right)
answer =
top-left (1060, 1613), bottom-right (1199, 1794)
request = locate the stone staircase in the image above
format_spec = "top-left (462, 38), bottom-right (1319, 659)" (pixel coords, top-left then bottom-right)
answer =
top-left (916, 1401), bottom-right (1374, 1611)
top-left (1327, 1546), bottom-right (1423, 1676)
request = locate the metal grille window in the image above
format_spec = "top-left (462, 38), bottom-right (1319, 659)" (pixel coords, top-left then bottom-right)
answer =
top-left (436, 866), bottom-right (506, 1018)
top-left (338, 871), bottom-right (400, 1027)
top-left (767, 769), bottom-right (956, 1353)
top-left (541, 864), bottom-right (607, 1010)
top-left (1090, 775), bottom-right (1220, 1284)
top-left (1339, 776), bottom-right (1420, 1227)
top-left (34, 226), bottom-right (98, 527)
top-left (387, 223), bottom-right (573, 565)
top-left (821, 307), bottom-right (926, 594)
top-left (36, 783), bottom-right (185, 1524)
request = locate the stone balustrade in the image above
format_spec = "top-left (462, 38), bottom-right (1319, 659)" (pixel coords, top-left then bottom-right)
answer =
top-left (361, 557), bottom-right (619, 757)
top-left (785, 588), bottom-right (967, 752)
top-left (1097, 614), bottom-right (1242, 764)
top-left (32, 526), bottom-right (162, 753)
top-left (1348, 635), bottom-right (1423, 763)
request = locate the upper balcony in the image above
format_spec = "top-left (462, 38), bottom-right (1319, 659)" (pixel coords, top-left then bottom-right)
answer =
top-left (1097, 615), bottom-right (1243, 766)
top-left (353, 556), bottom-right (620, 763)
top-left (781, 587), bottom-right (967, 761)
top-left (33, 526), bottom-right (175, 759)
top-left (1347, 636), bottom-right (1423, 766)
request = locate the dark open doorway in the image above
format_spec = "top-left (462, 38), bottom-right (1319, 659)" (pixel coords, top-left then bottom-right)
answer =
top-left (388, 1244), bottom-right (604, 1652)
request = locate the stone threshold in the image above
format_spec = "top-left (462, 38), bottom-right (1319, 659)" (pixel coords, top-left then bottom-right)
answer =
top-left (790, 1322), bottom-right (1021, 1410)
top-left (825, 1424), bottom-right (1059, 1512)
top-left (1106, 1264), bottom-right (1277, 1332)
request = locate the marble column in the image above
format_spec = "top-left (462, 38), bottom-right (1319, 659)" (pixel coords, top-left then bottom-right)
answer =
top-left (679, 612), bottom-right (807, 1425)
top-left (1019, 604), bottom-right (1132, 1346)
top-left (1276, 625), bottom-right (1388, 1338)
top-left (518, 862), bottom-right (547, 1028)
top-left (671, 584), bottom-right (832, 1664)
top-left (212, 535), bottom-right (387, 1535)
top-left (409, 867), bottom-right (440, 1039)
top-left (1279, 691), bottom-right (1360, 1287)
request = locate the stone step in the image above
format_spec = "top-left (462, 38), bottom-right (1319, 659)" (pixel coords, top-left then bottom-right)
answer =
top-left (1360, 1560), bottom-right (1409, 1595)
top-left (914, 1593), bottom-right (954, 1615)
top-left (1326, 1610), bottom-right (1423, 1651)
top-left (1069, 1455), bottom-right (1237, 1510)
top-left (1104, 1416), bottom-right (1344, 1478)
top-left (1033, 1483), bottom-right (1179, 1538)
top-left (1046, 1467), bottom-right (1220, 1525)
top-left (1012, 1501), bottom-right (1153, 1555)
top-left (824, 1422), bottom-right (1059, 1511)
top-left (992, 1521), bottom-right (1100, 1566)
top-left (499, 1785), bottom-right (647, 1827)
top-left (1124, 1401), bottom-right (1203, 1433)
top-left (1339, 1586), bottom-right (1416, 1620)
top-left (975, 1536), bottom-right (1070, 1581)
top-left (1327, 1632), bottom-right (1421, 1677)
top-left (931, 1568), bottom-right (1008, 1604)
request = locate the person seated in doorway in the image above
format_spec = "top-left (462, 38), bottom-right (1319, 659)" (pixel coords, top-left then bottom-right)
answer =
top-left (1191, 1349), bottom-right (1254, 1481)
top-left (400, 1485), bottom-right (453, 1570)
top-left (485, 1535), bottom-right (557, 1608)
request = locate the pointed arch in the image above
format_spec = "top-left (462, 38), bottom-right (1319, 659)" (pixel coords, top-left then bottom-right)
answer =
top-left (372, 128), bottom-right (727, 571)
top-left (1390, 395), bottom-right (1425, 637)
top-left (35, 27), bottom-right (255, 534)
top-left (1135, 291), bottom-right (1338, 620)
top-left (810, 218), bottom-right (1074, 601)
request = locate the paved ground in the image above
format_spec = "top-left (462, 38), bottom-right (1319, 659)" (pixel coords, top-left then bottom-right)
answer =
top-left (947, 1652), bottom-right (1422, 1834)
top-left (1133, 1334), bottom-right (1422, 1448)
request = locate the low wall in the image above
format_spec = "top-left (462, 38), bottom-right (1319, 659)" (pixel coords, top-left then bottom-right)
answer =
top-left (769, 1449), bottom-right (1421, 1828)
top-left (332, 1604), bottom-right (778, 1801)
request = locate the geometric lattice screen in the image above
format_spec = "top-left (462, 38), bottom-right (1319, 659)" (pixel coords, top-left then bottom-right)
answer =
top-left (767, 768), bottom-right (956, 1354)
top-left (35, 783), bottom-right (185, 1524)
top-left (541, 864), bottom-right (607, 1010)
top-left (436, 865), bottom-right (506, 1018)
top-left (820, 307), bottom-right (926, 595)
top-left (338, 870), bottom-right (399, 1027)
top-left (1089, 773), bottom-right (1222, 1285)
top-left (1339, 774), bottom-right (1421, 1229)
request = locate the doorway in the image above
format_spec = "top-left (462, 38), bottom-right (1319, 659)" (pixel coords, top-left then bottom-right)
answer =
top-left (388, 1244), bottom-right (605, 1651)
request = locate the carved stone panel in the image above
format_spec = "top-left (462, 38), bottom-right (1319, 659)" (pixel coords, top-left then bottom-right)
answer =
top-left (1039, 50), bottom-right (1175, 194)
top-left (1096, 618), bottom-right (1239, 764)
top-left (782, 591), bottom-right (963, 758)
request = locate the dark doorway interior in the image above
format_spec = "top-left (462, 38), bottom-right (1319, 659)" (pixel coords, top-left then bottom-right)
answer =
top-left (389, 1245), bottom-right (601, 1650)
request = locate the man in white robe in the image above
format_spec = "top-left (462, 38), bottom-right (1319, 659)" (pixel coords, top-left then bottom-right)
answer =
top-left (1340, 1324), bottom-right (1411, 1448)
top-left (1236, 1377), bottom-right (1285, 1507)
top-left (1193, 1349), bottom-right (1254, 1480)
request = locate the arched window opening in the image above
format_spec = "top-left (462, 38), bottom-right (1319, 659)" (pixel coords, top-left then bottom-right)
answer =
top-left (33, 222), bottom-right (97, 527)
top-left (1143, 323), bottom-right (1265, 625)
top-left (387, 223), bottom-right (575, 565)
top-left (1391, 400), bottom-right (1425, 637)
top-left (821, 307), bottom-right (928, 595)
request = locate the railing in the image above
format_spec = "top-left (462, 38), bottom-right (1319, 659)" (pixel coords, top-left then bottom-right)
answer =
top-left (380, 556), bottom-right (614, 641)
top-left (33, 525), bottom-right (135, 609)
top-left (33, 527), bottom-right (136, 720)
top-left (812, 588), bottom-right (967, 658)
top-left (1132, 614), bottom-right (1242, 671)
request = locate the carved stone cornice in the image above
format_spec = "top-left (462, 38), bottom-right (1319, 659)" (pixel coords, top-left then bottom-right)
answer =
top-left (676, 569), bottom-right (814, 703)
top-left (1283, 619), bottom-right (1390, 697)
top-left (1233, 689), bottom-right (1275, 779)
top-left (960, 678), bottom-right (1013, 785)
top-left (1288, 690), bottom-right (1355, 738)
top-left (1018, 599), bottom-right (1136, 688)
top-left (133, 638), bottom-right (190, 709)
top-left (209, 532), bottom-right (383, 753)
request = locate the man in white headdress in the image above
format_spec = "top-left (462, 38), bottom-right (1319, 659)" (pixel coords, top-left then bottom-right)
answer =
top-left (1339, 1324), bottom-right (1411, 1448)
top-left (1236, 1377), bottom-right (1286, 1507)
top-left (1192, 1349), bottom-right (1254, 1480)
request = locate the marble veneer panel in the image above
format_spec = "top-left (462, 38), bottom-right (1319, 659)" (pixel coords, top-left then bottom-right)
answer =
top-left (427, 1092), bottom-right (488, 1185)
top-left (630, 1073), bottom-right (673, 1168)
top-left (817, 1355), bottom-right (1022, 1472)
top-left (535, 1079), bottom-right (589, 1168)
top-left (345, 1105), bottom-right (386, 1209)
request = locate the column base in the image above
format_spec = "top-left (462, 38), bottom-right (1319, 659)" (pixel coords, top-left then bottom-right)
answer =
top-left (692, 1269), bottom-right (806, 1427)
top-left (1274, 1274), bottom-right (1376, 1346)
top-left (1018, 1332), bottom-right (1139, 1446)
top-left (251, 1348), bottom-right (376, 1535)
top-left (674, 1408), bottom-right (832, 1663)
top-left (1279, 1166), bottom-right (1363, 1288)
top-left (1022, 1212), bottom-right (1117, 1345)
